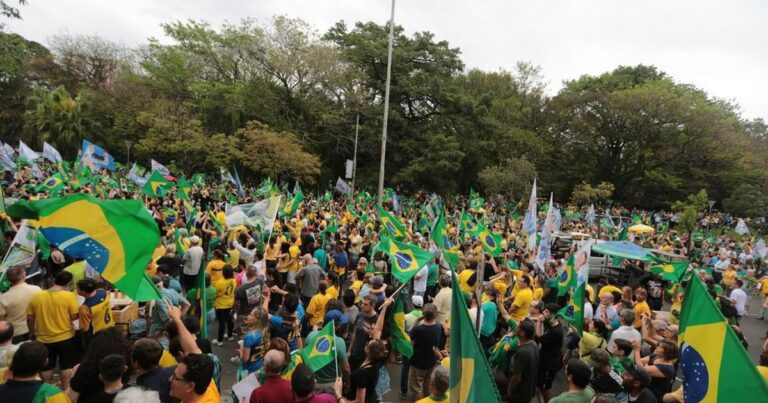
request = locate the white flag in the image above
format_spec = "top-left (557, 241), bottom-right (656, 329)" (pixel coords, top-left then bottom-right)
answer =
top-left (536, 193), bottom-right (554, 270)
top-left (735, 219), bottom-right (750, 235)
top-left (151, 159), bottom-right (170, 176)
top-left (42, 142), bottom-right (63, 163)
top-left (18, 141), bottom-right (40, 162)
top-left (335, 177), bottom-right (351, 194)
top-left (523, 178), bottom-right (538, 251)
top-left (225, 196), bottom-right (283, 231)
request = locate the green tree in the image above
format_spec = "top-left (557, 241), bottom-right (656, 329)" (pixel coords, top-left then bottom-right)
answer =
top-left (723, 184), bottom-right (768, 217)
top-left (671, 189), bottom-right (708, 235)
top-left (23, 85), bottom-right (96, 157)
top-left (0, 0), bottom-right (26, 21)
top-left (478, 158), bottom-right (536, 199)
top-left (570, 181), bottom-right (615, 206)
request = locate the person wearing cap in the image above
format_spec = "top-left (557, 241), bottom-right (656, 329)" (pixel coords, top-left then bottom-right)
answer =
top-left (534, 303), bottom-right (564, 403)
top-left (306, 311), bottom-right (350, 394)
top-left (369, 275), bottom-right (386, 303)
top-left (587, 348), bottom-right (625, 400)
top-left (621, 363), bottom-right (657, 403)
top-left (182, 235), bottom-right (204, 291)
top-left (550, 359), bottom-right (594, 403)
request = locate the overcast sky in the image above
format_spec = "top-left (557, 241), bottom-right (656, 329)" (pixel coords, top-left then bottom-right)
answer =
top-left (6, 0), bottom-right (767, 120)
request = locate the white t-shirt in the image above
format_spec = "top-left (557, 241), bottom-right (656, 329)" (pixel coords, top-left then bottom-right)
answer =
top-left (608, 326), bottom-right (641, 350)
top-left (730, 288), bottom-right (747, 316)
top-left (413, 265), bottom-right (429, 293)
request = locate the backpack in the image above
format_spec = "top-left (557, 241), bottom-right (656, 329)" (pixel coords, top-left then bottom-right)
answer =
top-left (719, 297), bottom-right (738, 318)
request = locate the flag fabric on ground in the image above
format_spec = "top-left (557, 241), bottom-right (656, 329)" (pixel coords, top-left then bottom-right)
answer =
top-left (649, 261), bottom-right (689, 282)
top-left (678, 276), bottom-right (768, 402)
top-left (379, 236), bottom-right (435, 284)
top-left (300, 320), bottom-right (337, 371)
top-left (7, 193), bottom-right (162, 300)
top-left (142, 171), bottom-right (171, 198)
top-left (226, 196), bottom-right (282, 232)
top-left (389, 293), bottom-right (414, 358)
top-left (79, 139), bottom-right (116, 171)
top-left (378, 205), bottom-right (407, 240)
top-left (151, 159), bottom-right (170, 176)
top-left (449, 271), bottom-right (501, 403)
top-left (42, 142), bottom-right (63, 163)
top-left (471, 221), bottom-right (503, 257)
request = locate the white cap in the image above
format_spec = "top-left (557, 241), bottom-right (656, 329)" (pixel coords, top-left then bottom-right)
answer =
top-left (412, 295), bottom-right (424, 307)
top-left (189, 235), bottom-right (201, 244)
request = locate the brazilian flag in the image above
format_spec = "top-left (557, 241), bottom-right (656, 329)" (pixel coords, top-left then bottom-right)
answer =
top-left (281, 188), bottom-right (304, 217)
top-left (557, 253), bottom-right (578, 296)
top-left (379, 236), bottom-right (434, 284)
top-left (177, 175), bottom-right (192, 201)
top-left (389, 293), bottom-right (413, 358)
top-left (378, 205), bottom-right (407, 240)
top-left (191, 173), bottom-right (206, 187)
top-left (35, 173), bottom-right (65, 193)
top-left (556, 277), bottom-right (586, 336)
top-left (7, 193), bottom-right (162, 301)
top-left (459, 211), bottom-right (477, 234)
top-left (441, 250), bottom-right (461, 272)
top-left (300, 321), bottom-right (336, 371)
top-left (470, 221), bottom-right (502, 256)
top-left (678, 277), bottom-right (768, 402)
top-left (649, 261), bottom-right (689, 282)
top-left (449, 271), bottom-right (502, 403)
top-left (142, 171), bottom-right (170, 198)
top-left (431, 212), bottom-right (451, 250)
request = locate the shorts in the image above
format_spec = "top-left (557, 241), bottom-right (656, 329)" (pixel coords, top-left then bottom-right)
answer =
top-left (536, 366), bottom-right (558, 390)
top-left (43, 337), bottom-right (82, 371)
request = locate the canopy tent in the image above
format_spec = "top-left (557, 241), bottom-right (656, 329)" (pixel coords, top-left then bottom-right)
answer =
top-left (592, 241), bottom-right (657, 262)
top-left (628, 224), bottom-right (655, 234)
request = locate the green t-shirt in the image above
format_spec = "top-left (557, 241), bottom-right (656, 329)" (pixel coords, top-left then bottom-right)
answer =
top-left (186, 286), bottom-right (216, 312)
top-left (550, 388), bottom-right (595, 403)
top-left (427, 263), bottom-right (439, 286)
top-left (313, 248), bottom-right (327, 270)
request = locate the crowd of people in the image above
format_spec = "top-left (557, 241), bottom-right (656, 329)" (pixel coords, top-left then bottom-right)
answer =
top-left (0, 166), bottom-right (767, 403)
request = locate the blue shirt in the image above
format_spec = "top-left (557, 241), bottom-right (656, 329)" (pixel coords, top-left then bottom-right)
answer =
top-left (242, 330), bottom-right (267, 373)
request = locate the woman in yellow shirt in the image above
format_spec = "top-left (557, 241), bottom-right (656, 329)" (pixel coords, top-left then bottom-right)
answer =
top-left (206, 250), bottom-right (227, 284)
top-left (264, 237), bottom-right (280, 269)
top-left (213, 266), bottom-right (236, 345)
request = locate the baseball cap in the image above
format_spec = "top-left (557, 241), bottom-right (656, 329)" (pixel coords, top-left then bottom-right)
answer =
top-left (412, 295), bottom-right (424, 307)
top-left (189, 235), bottom-right (200, 244)
top-left (624, 363), bottom-right (652, 387)
top-left (588, 348), bottom-right (611, 368)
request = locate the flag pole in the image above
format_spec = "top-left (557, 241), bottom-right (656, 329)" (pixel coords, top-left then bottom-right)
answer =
top-left (333, 319), bottom-right (339, 380)
top-left (475, 253), bottom-right (485, 333)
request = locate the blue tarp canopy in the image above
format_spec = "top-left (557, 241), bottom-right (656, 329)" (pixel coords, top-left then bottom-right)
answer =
top-left (592, 241), bottom-right (657, 262)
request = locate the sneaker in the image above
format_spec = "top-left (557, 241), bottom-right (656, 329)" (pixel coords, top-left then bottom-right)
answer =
top-left (227, 336), bottom-right (236, 342)
top-left (213, 339), bottom-right (224, 346)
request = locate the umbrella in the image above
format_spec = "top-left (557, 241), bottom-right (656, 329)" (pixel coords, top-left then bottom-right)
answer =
top-left (628, 224), bottom-right (655, 234)
top-left (592, 241), bottom-right (657, 262)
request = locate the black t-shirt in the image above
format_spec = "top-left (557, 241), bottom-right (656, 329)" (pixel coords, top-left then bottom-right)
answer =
top-left (82, 387), bottom-right (124, 403)
top-left (70, 366), bottom-right (104, 402)
top-left (537, 321), bottom-right (564, 371)
top-left (136, 366), bottom-right (179, 403)
top-left (157, 255), bottom-right (183, 278)
top-left (509, 341), bottom-right (539, 403)
top-left (235, 278), bottom-right (264, 315)
top-left (350, 313), bottom-right (379, 357)
top-left (630, 387), bottom-right (659, 403)
top-left (345, 365), bottom-right (379, 403)
top-left (409, 323), bottom-right (445, 370)
top-left (590, 369), bottom-right (624, 394)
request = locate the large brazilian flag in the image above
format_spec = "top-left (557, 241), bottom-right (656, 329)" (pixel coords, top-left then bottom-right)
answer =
top-left (678, 277), bottom-right (768, 402)
top-left (379, 236), bottom-right (434, 284)
top-left (449, 271), bottom-right (501, 403)
top-left (7, 193), bottom-right (162, 301)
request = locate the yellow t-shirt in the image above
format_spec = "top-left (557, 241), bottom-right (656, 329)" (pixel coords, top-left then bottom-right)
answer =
top-left (265, 244), bottom-right (280, 261)
top-left (27, 289), bottom-right (79, 343)
top-left (760, 278), bottom-right (768, 296)
top-left (307, 293), bottom-right (333, 327)
top-left (206, 260), bottom-right (226, 284)
top-left (511, 287), bottom-right (533, 321)
top-left (287, 245), bottom-right (301, 272)
top-left (723, 269), bottom-right (737, 287)
top-left (200, 380), bottom-right (221, 403)
top-left (214, 279), bottom-right (236, 309)
top-left (416, 394), bottom-right (449, 403)
top-left (227, 248), bottom-right (240, 268)
top-left (159, 350), bottom-right (177, 368)
top-left (79, 290), bottom-right (114, 335)
top-left (633, 301), bottom-right (651, 328)
top-left (327, 285), bottom-right (339, 301)
top-left (532, 286), bottom-right (543, 301)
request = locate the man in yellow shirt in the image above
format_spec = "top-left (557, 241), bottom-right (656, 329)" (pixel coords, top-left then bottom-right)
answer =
top-left (76, 278), bottom-right (113, 345)
top-left (632, 288), bottom-right (651, 329)
top-left (26, 271), bottom-right (80, 390)
top-left (306, 283), bottom-right (333, 327)
top-left (510, 275), bottom-right (533, 322)
top-left (722, 265), bottom-right (738, 288)
top-left (286, 236), bottom-right (301, 284)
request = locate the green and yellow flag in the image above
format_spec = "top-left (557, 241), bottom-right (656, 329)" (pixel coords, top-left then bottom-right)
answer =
top-left (177, 175), bottom-right (192, 201)
top-left (7, 193), bottom-right (162, 301)
top-left (142, 171), bottom-right (170, 198)
top-left (470, 221), bottom-right (502, 256)
top-left (459, 211), bottom-right (477, 234)
top-left (389, 293), bottom-right (413, 358)
top-left (379, 236), bottom-right (434, 284)
top-left (678, 277), bottom-right (768, 402)
top-left (35, 173), bottom-right (65, 193)
top-left (378, 205), bottom-right (407, 240)
top-left (431, 212), bottom-right (452, 250)
top-left (281, 188), bottom-right (304, 217)
top-left (557, 253), bottom-right (578, 296)
top-left (449, 271), bottom-right (501, 403)
top-left (300, 321), bottom-right (336, 371)
top-left (649, 261), bottom-right (689, 282)
top-left (556, 278), bottom-right (586, 336)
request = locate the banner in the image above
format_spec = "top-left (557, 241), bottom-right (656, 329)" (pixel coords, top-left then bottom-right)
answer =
top-left (79, 139), bottom-right (116, 172)
top-left (335, 177), bottom-right (351, 194)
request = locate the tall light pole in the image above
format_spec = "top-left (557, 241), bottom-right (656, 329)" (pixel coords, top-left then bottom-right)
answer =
top-left (352, 113), bottom-right (360, 194)
top-left (378, 0), bottom-right (396, 204)
top-left (124, 140), bottom-right (132, 165)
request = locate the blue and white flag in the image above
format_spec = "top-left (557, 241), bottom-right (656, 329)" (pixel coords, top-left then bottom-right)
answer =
top-left (585, 204), bottom-right (596, 226)
top-left (127, 163), bottom-right (148, 187)
top-left (42, 142), bottom-right (63, 163)
top-left (79, 139), bottom-right (115, 172)
top-left (0, 143), bottom-right (16, 172)
top-left (18, 141), bottom-right (40, 163)
top-left (536, 194), bottom-right (554, 269)
top-left (151, 159), bottom-right (170, 176)
top-left (523, 179), bottom-right (538, 251)
top-left (334, 177), bottom-right (351, 194)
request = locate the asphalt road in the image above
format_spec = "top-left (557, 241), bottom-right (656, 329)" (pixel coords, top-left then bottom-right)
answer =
top-left (213, 293), bottom-right (768, 403)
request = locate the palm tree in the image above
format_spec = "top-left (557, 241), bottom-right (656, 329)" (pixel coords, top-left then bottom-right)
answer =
top-left (24, 85), bottom-right (93, 157)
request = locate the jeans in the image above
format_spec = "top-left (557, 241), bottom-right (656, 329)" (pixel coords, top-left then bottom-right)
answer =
top-left (400, 356), bottom-right (410, 395)
top-left (215, 308), bottom-right (234, 340)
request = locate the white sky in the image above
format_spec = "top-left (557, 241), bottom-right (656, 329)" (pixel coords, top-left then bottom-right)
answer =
top-left (5, 0), bottom-right (768, 120)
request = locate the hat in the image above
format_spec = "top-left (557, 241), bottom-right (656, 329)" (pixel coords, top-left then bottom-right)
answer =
top-left (324, 309), bottom-right (349, 326)
top-left (371, 275), bottom-right (384, 285)
top-left (189, 235), bottom-right (200, 244)
top-left (412, 295), bottom-right (424, 307)
top-left (624, 363), bottom-right (652, 387)
top-left (588, 348), bottom-right (611, 368)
